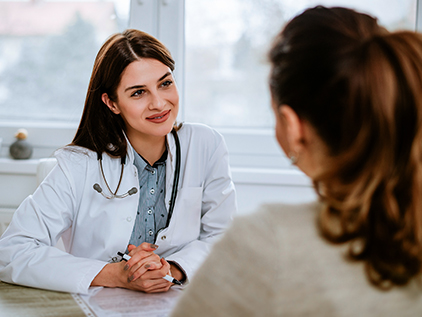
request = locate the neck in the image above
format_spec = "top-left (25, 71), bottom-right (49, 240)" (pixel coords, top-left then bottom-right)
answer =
top-left (128, 133), bottom-right (166, 166)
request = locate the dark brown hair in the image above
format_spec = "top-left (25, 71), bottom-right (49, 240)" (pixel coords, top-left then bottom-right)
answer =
top-left (269, 6), bottom-right (422, 288)
top-left (71, 29), bottom-right (175, 158)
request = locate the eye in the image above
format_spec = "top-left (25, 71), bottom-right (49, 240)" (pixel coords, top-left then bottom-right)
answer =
top-left (161, 80), bottom-right (173, 87)
top-left (131, 89), bottom-right (145, 97)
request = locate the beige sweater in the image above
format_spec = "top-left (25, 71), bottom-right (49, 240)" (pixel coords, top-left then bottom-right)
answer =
top-left (171, 201), bottom-right (422, 316)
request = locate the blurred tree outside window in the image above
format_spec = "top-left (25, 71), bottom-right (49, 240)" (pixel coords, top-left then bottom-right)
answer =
top-left (0, 0), bottom-right (130, 123)
top-left (184, 0), bottom-right (417, 128)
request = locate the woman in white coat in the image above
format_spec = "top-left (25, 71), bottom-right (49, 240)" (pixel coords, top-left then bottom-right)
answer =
top-left (0, 29), bottom-right (236, 294)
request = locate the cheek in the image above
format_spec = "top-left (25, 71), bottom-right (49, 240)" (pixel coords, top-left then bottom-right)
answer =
top-left (171, 89), bottom-right (179, 105)
top-left (170, 91), bottom-right (180, 113)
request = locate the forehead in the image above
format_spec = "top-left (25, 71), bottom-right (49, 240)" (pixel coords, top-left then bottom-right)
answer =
top-left (119, 58), bottom-right (171, 88)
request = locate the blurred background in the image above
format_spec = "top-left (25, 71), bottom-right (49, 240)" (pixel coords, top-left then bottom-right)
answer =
top-left (0, 0), bottom-right (417, 127)
top-left (0, 0), bottom-right (418, 219)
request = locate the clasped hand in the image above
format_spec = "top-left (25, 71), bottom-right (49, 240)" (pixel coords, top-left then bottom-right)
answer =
top-left (122, 242), bottom-right (173, 293)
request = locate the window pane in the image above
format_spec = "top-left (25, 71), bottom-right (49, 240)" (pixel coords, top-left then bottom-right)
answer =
top-left (184, 0), bottom-right (417, 128)
top-left (0, 0), bottom-right (130, 123)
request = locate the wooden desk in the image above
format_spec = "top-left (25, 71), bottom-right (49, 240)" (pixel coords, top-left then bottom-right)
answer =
top-left (0, 281), bottom-right (85, 317)
top-left (0, 281), bottom-right (183, 317)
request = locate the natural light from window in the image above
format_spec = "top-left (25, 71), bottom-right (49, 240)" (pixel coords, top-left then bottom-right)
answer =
top-left (0, 0), bottom-right (417, 127)
top-left (184, 0), bottom-right (417, 128)
top-left (0, 0), bottom-right (130, 123)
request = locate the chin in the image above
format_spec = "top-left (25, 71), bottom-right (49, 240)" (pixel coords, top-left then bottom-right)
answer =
top-left (155, 123), bottom-right (176, 137)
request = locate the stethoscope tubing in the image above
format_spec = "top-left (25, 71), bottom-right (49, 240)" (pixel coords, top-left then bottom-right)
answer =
top-left (167, 128), bottom-right (180, 224)
top-left (93, 128), bottom-right (180, 214)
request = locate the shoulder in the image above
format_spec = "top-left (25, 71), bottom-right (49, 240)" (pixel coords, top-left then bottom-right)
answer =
top-left (177, 122), bottom-right (224, 144)
top-left (176, 123), bottom-right (228, 162)
top-left (257, 201), bottom-right (322, 224)
top-left (227, 200), bottom-right (322, 248)
top-left (54, 145), bottom-right (97, 172)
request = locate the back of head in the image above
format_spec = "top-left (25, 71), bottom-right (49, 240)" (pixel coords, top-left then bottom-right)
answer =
top-left (72, 29), bottom-right (174, 157)
top-left (269, 6), bottom-right (422, 288)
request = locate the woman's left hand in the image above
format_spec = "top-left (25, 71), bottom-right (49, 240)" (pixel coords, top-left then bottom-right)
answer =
top-left (128, 257), bottom-right (173, 293)
top-left (124, 243), bottom-right (162, 281)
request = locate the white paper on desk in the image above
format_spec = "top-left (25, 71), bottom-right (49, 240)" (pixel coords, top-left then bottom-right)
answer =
top-left (73, 286), bottom-right (183, 317)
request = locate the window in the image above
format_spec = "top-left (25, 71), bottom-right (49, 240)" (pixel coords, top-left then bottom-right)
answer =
top-left (183, 0), bottom-right (417, 129)
top-left (0, 0), bottom-right (130, 123)
top-left (0, 0), bottom-right (420, 170)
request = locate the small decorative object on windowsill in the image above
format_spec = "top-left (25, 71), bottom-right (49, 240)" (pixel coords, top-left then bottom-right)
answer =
top-left (9, 128), bottom-right (33, 160)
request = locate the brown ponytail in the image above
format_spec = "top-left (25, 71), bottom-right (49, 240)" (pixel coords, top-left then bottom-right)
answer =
top-left (269, 6), bottom-right (422, 288)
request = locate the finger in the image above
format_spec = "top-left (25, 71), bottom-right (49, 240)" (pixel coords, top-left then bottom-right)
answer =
top-left (125, 243), bottom-right (158, 267)
top-left (159, 258), bottom-right (171, 276)
top-left (136, 277), bottom-right (172, 293)
top-left (129, 242), bottom-right (159, 254)
top-left (129, 261), bottom-right (162, 282)
top-left (125, 248), bottom-right (159, 270)
top-left (138, 259), bottom-right (170, 281)
top-left (129, 252), bottom-right (161, 273)
top-left (128, 255), bottom-right (162, 282)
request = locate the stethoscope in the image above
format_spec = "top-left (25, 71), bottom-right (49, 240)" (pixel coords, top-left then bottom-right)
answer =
top-left (93, 128), bottom-right (181, 218)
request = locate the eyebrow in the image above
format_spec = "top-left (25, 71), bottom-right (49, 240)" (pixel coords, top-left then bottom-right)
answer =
top-left (124, 72), bottom-right (172, 92)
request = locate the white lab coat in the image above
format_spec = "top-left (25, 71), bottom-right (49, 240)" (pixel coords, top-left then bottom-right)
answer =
top-left (0, 123), bottom-right (237, 294)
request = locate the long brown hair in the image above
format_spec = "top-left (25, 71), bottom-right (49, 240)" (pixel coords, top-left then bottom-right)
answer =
top-left (71, 29), bottom-right (175, 158)
top-left (269, 6), bottom-right (422, 288)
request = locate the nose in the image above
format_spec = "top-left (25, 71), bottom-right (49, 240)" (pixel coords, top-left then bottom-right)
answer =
top-left (149, 90), bottom-right (165, 111)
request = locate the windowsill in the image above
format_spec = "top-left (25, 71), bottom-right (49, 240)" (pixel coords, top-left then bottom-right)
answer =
top-left (0, 158), bottom-right (39, 175)
top-left (231, 167), bottom-right (312, 187)
top-left (0, 157), bottom-right (312, 187)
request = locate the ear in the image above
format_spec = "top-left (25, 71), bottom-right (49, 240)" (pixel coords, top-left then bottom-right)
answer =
top-left (279, 105), bottom-right (305, 153)
top-left (101, 93), bottom-right (120, 115)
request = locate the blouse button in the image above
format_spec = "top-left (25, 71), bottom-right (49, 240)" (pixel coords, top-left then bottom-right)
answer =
top-left (148, 230), bottom-right (154, 236)
top-left (150, 188), bottom-right (155, 195)
top-left (147, 209), bottom-right (153, 215)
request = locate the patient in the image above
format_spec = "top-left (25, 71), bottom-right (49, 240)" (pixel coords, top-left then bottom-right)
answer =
top-left (171, 6), bottom-right (422, 316)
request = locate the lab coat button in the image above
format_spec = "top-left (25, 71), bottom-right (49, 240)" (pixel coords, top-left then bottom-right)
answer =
top-left (161, 235), bottom-right (166, 240)
top-left (126, 217), bottom-right (132, 222)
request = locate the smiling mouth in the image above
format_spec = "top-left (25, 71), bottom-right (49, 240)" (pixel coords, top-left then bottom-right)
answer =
top-left (152, 114), bottom-right (166, 119)
top-left (146, 110), bottom-right (170, 122)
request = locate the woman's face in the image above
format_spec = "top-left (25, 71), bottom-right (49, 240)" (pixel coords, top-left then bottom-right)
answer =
top-left (107, 58), bottom-right (179, 141)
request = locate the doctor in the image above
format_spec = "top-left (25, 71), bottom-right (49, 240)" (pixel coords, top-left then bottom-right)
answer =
top-left (0, 29), bottom-right (236, 294)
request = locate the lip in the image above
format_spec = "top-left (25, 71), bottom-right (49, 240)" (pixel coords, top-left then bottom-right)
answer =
top-left (146, 110), bottom-right (171, 123)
